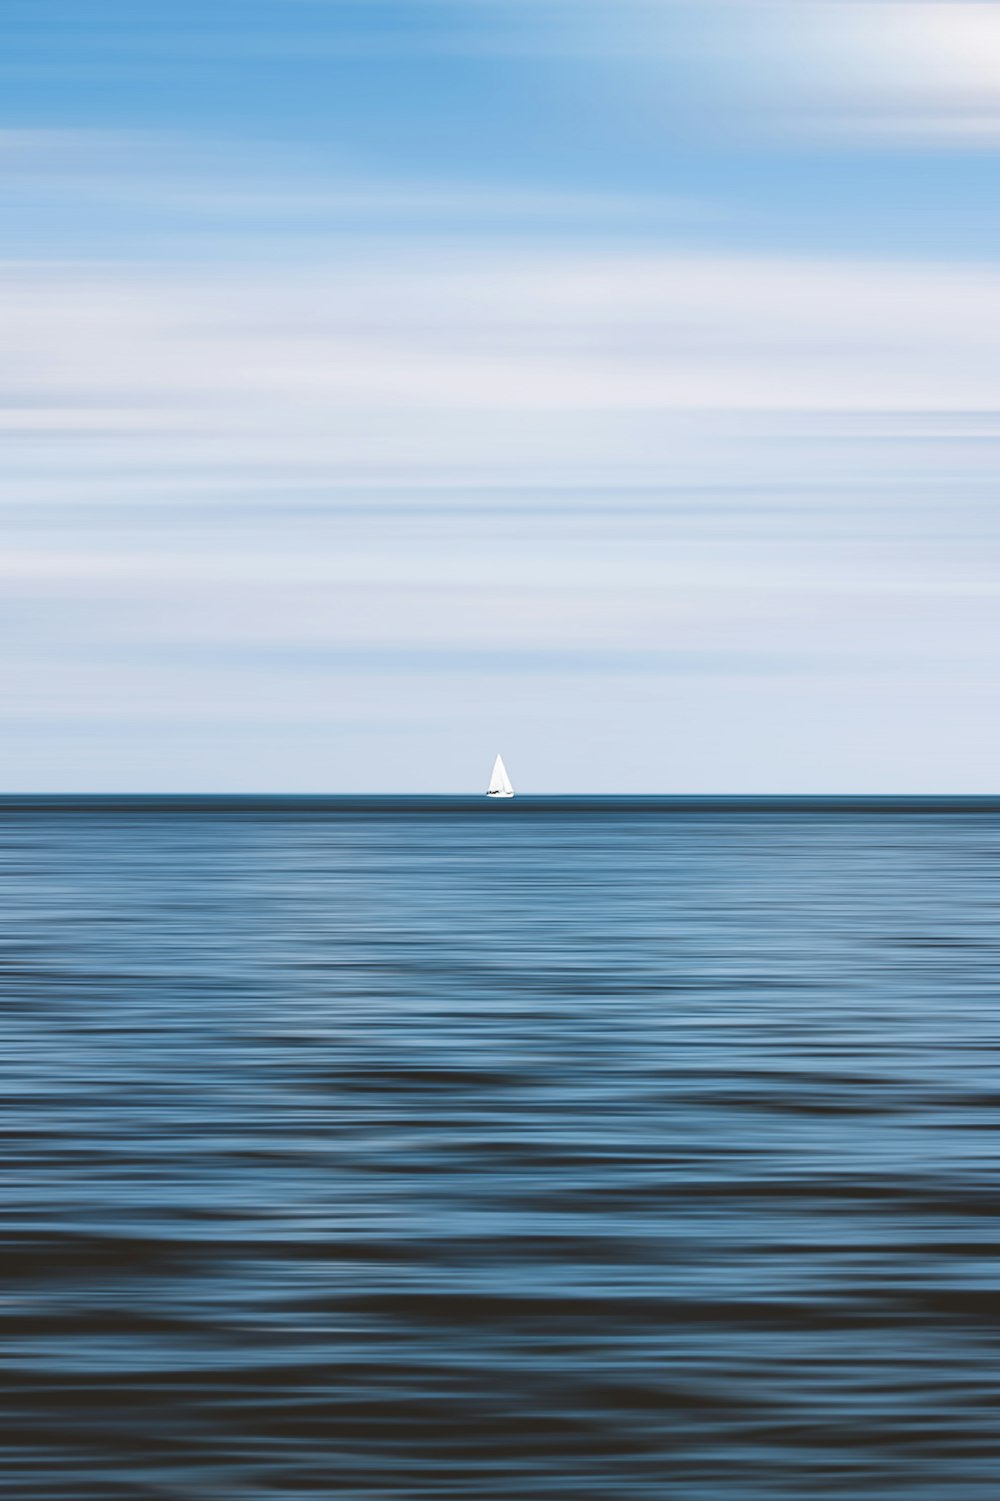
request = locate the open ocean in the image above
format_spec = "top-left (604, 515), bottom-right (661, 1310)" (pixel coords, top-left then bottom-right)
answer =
top-left (3, 796), bottom-right (1000, 1500)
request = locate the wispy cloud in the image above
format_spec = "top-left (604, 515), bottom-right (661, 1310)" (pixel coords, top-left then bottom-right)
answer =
top-left (631, 1), bottom-right (1000, 147)
top-left (3, 251), bottom-right (999, 470)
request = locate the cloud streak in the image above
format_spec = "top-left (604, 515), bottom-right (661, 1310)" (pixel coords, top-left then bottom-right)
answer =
top-left (653, 1), bottom-right (1000, 146)
top-left (3, 250), bottom-right (999, 483)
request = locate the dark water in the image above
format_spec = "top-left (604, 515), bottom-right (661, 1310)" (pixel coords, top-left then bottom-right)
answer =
top-left (3, 798), bottom-right (1000, 1500)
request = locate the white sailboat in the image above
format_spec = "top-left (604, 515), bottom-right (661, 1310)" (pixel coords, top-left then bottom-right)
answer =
top-left (487, 753), bottom-right (514, 798)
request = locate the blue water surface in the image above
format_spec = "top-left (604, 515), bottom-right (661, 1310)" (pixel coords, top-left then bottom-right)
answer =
top-left (2, 798), bottom-right (1000, 1499)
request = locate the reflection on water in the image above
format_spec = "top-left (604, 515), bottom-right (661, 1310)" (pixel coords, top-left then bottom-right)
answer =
top-left (3, 797), bottom-right (1000, 1499)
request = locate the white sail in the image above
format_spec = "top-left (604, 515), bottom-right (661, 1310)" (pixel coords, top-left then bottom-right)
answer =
top-left (487, 753), bottom-right (514, 797)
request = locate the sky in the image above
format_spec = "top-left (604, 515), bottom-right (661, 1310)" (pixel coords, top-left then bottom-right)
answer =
top-left (4, 0), bottom-right (1000, 792)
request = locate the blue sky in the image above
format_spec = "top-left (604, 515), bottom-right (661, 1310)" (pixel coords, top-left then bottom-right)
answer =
top-left (4, 0), bottom-right (1000, 790)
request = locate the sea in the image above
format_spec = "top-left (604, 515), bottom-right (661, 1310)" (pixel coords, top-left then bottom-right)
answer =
top-left (3, 796), bottom-right (1000, 1500)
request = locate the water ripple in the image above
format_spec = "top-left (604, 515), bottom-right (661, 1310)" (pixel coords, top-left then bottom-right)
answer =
top-left (2, 798), bottom-right (1000, 1498)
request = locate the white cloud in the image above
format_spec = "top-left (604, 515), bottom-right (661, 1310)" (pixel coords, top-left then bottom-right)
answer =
top-left (2, 251), bottom-right (998, 474)
top-left (713, 1), bottom-right (1000, 145)
top-left (847, 3), bottom-right (1000, 100)
top-left (575, 1), bottom-right (1000, 146)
